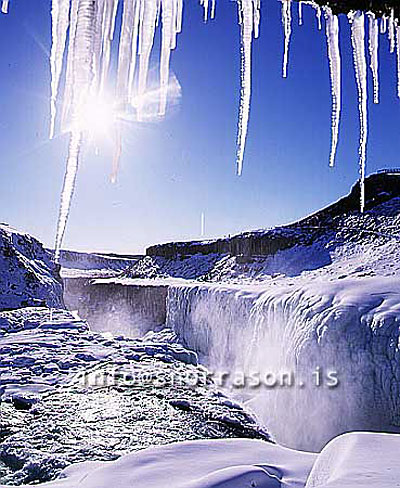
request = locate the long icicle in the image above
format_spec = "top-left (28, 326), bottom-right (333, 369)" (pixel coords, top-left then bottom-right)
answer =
top-left (349, 11), bottom-right (368, 214)
top-left (236, 0), bottom-right (257, 176)
top-left (50, 0), bottom-right (70, 139)
top-left (159, 0), bottom-right (174, 116)
top-left (282, 0), bottom-right (292, 78)
top-left (298, 1), bottom-right (303, 26)
top-left (397, 24), bottom-right (400, 99)
top-left (324, 7), bottom-right (341, 168)
top-left (367, 12), bottom-right (379, 104)
top-left (388, 8), bottom-right (395, 54)
top-left (55, 0), bottom-right (95, 262)
top-left (137, 0), bottom-right (158, 119)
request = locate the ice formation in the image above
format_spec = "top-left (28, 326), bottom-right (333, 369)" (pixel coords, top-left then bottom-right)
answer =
top-left (368, 12), bottom-right (379, 104)
top-left (49, 0), bottom-right (189, 260)
top-left (236, 0), bottom-right (260, 176)
top-left (281, 0), bottom-right (292, 78)
top-left (1, 0), bottom-right (9, 14)
top-left (324, 7), bottom-right (341, 167)
top-left (298, 1), bottom-right (303, 26)
top-left (349, 11), bottom-right (368, 214)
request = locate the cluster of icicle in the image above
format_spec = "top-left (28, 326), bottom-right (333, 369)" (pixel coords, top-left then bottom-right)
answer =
top-left (2, 2), bottom-right (400, 254)
top-left (282, 2), bottom-right (400, 213)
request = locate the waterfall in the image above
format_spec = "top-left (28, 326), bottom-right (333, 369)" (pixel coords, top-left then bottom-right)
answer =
top-left (166, 277), bottom-right (400, 451)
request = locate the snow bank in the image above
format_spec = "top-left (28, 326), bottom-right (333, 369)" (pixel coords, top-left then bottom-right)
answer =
top-left (305, 432), bottom-right (400, 487)
top-left (0, 224), bottom-right (63, 310)
top-left (2, 438), bottom-right (315, 488)
top-left (4, 432), bottom-right (400, 488)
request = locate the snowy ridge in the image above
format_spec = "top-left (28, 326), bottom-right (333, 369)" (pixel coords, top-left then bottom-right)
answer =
top-left (0, 224), bottom-right (63, 311)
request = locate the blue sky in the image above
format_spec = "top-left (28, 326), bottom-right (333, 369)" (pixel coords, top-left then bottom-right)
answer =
top-left (0, 1), bottom-right (400, 254)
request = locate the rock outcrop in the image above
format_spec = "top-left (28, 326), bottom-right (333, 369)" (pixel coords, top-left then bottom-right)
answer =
top-left (0, 225), bottom-right (63, 311)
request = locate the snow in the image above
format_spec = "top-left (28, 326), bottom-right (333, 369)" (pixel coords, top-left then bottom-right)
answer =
top-left (306, 432), bottom-right (400, 488)
top-left (1, 438), bottom-right (315, 488)
top-left (3, 431), bottom-right (400, 488)
top-left (349, 11), bottom-right (368, 214)
top-left (324, 8), bottom-right (341, 167)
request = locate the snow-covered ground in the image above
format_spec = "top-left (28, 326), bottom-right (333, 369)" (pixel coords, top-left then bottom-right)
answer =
top-left (2, 431), bottom-right (400, 488)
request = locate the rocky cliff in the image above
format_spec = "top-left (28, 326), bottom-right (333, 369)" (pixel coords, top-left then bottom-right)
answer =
top-left (0, 224), bottom-right (63, 311)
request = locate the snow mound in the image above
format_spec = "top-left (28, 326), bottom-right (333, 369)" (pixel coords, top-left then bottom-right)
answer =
top-left (305, 432), bottom-right (400, 488)
top-left (0, 224), bottom-right (63, 310)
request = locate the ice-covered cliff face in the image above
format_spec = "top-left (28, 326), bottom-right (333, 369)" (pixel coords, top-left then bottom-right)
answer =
top-left (166, 277), bottom-right (400, 451)
top-left (0, 225), bottom-right (63, 311)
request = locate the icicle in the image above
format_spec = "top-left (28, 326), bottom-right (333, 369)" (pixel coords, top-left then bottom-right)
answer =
top-left (55, 0), bottom-right (96, 261)
top-left (61, 0), bottom-right (79, 127)
top-left (54, 131), bottom-right (82, 262)
top-left (281, 0), bottom-right (292, 78)
top-left (324, 7), bottom-right (341, 168)
top-left (349, 11), bottom-right (368, 214)
top-left (159, 0), bottom-right (174, 115)
top-left (1, 0), bottom-right (9, 14)
top-left (316, 4), bottom-right (322, 30)
top-left (253, 0), bottom-right (260, 38)
top-left (137, 0), bottom-right (158, 119)
top-left (100, 0), bottom-right (119, 94)
top-left (49, 0), bottom-right (70, 139)
top-left (210, 0), bottom-right (216, 20)
top-left (298, 1), bottom-right (303, 26)
top-left (127, 0), bottom-right (141, 103)
top-left (236, 0), bottom-right (258, 176)
top-left (381, 15), bottom-right (387, 34)
top-left (93, 0), bottom-right (106, 90)
top-left (388, 8), bottom-right (395, 54)
top-left (117, 0), bottom-right (136, 105)
top-left (367, 12), bottom-right (379, 104)
top-left (200, 0), bottom-right (209, 22)
top-left (397, 25), bottom-right (400, 99)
